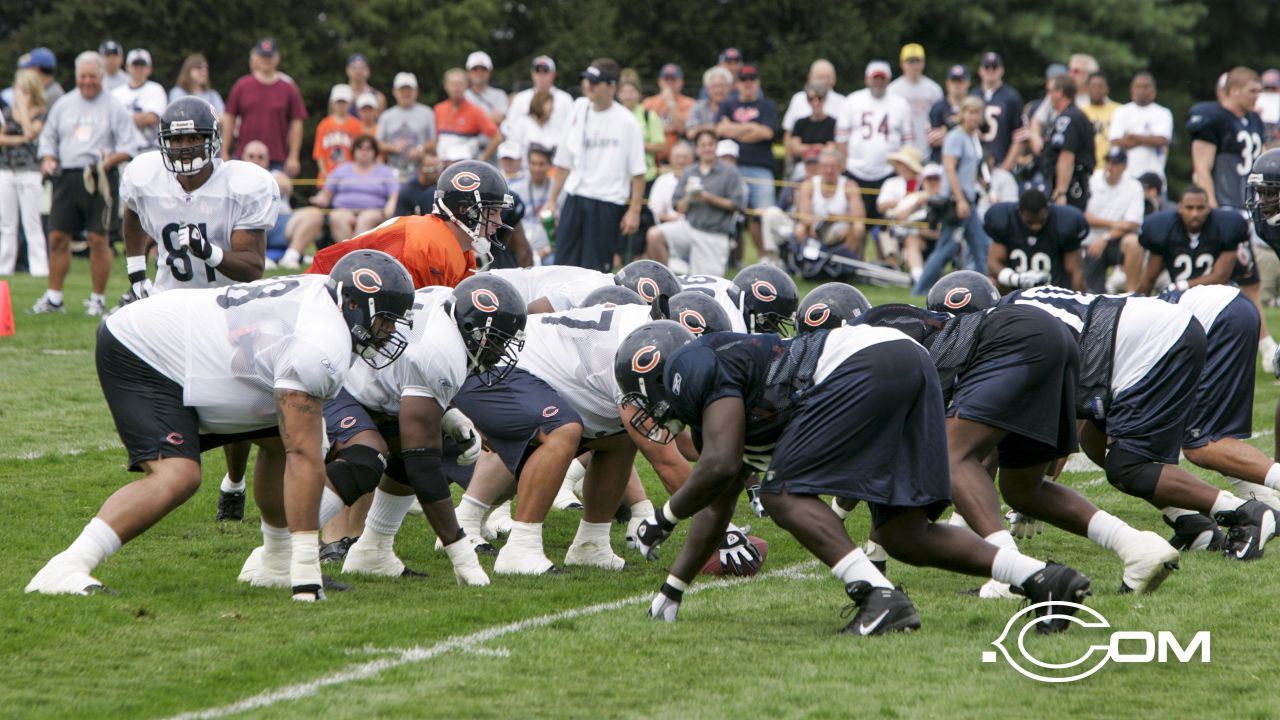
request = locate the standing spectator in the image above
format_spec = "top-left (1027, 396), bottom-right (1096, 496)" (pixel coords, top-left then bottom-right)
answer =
top-left (647, 140), bottom-right (693, 226)
top-left (642, 63), bottom-right (695, 162)
top-left (111, 49), bottom-right (166, 150)
top-left (168, 54), bottom-right (225, 113)
top-left (619, 70), bottom-right (665, 183)
top-left (717, 63), bottom-right (780, 260)
top-left (355, 93), bottom-right (380, 136)
top-left (1080, 73), bottom-right (1121, 166)
top-left (504, 55), bottom-right (573, 147)
top-left (1042, 75), bottom-right (1095, 210)
top-left (685, 66), bottom-right (733, 139)
top-left (1025, 63), bottom-right (1069, 159)
top-left (785, 84), bottom-right (836, 162)
top-left (344, 53), bottom-right (386, 116)
top-left (393, 147), bottom-right (442, 217)
top-left (781, 60), bottom-right (843, 159)
top-left (31, 51), bottom-right (137, 314)
top-left (544, 59), bottom-right (645, 272)
top-left (504, 88), bottom-right (560, 164)
top-left (836, 60), bottom-right (913, 224)
top-left (1108, 72), bottom-right (1173, 183)
top-left (222, 39), bottom-right (306, 176)
top-left (913, 96), bottom-right (991, 294)
top-left (308, 134), bottom-right (398, 241)
top-left (508, 144), bottom-right (558, 262)
top-left (0, 68), bottom-right (48, 277)
top-left (465, 51), bottom-right (507, 126)
top-left (698, 48), bottom-right (745, 100)
top-left (889, 43), bottom-right (942, 157)
top-left (376, 72), bottom-right (436, 181)
top-left (435, 68), bottom-right (501, 162)
top-left (15, 48), bottom-right (63, 108)
top-left (99, 41), bottom-right (127, 92)
top-left (312, 84), bottom-right (363, 182)
top-left (1067, 54), bottom-right (1099, 103)
top-left (972, 52), bottom-right (1024, 168)
top-left (646, 129), bottom-right (743, 276)
top-left (1082, 147), bottom-right (1145, 292)
top-left (927, 65), bottom-right (970, 163)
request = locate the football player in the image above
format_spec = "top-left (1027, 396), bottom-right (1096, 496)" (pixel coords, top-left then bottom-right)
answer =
top-left (621, 320), bottom-right (1092, 635)
top-left (1246, 149), bottom-right (1280, 468)
top-left (678, 262), bottom-right (799, 335)
top-left (1135, 185), bottom-right (1248, 294)
top-left (986, 188), bottom-right (1087, 292)
top-left (27, 251), bottom-right (415, 601)
top-left (795, 282), bottom-right (871, 332)
top-left (491, 258), bottom-right (680, 314)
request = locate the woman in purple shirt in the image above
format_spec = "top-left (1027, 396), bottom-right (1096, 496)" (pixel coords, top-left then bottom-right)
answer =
top-left (309, 134), bottom-right (399, 241)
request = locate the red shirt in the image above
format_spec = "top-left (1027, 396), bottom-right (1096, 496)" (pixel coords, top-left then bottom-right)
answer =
top-left (225, 74), bottom-right (308, 162)
top-left (308, 215), bottom-right (475, 289)
top-left (434, 99), bottom-right (498, 139)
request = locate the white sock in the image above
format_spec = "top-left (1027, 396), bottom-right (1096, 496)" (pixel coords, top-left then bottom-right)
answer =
top-left (566, 458), bottom-right (586, 485)
top-left (66, 518), bottom-right (122, 570)
top-left (1265, 464), bottom-right (1280, 491)
top-left (290, 531), bottom-right (322, 588)
top-left (1162, 507), bottom-right (1198, 522)
top-left (365, 490), bottom-right (414, 538)
top-left (1211, 491), bottom-right (1246, 516)
top-left (318, 488), bottom-right (346, 528)
top-left (949, 512), bottom-right (971, 529)
top-left (507, 521), bottom-right (545, 553)
top-left (281, 248), bottom-right (301, 264)
top-left (572, 520), bottom-right (611, 546)
top-left (1261, 335), bottom-right (1277, 354)
top-left (262, 520), bottom-right (291, 553)
top-left (1086, 510), bottom-right (1140, 552)
top-left (46, 289), bottom-right (63, 304)
top-left (984, 529), bottom-right (1018, 552)
top-left (831, 548), bottom-right (893, 589)
top-left (990, 548), bottom-right (1046, 587)
top-left (457, 495), bottom-right (490, 522)
top-left (220, 474), bottom-right (246, 494)
top-left (629, 499), bottom-right (655, 520)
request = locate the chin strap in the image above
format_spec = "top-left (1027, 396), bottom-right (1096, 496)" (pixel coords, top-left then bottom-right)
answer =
top-left (434, 198), bottom-right (493, 265)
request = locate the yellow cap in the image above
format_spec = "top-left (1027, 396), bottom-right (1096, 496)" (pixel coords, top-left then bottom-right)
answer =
top-left (900, 43), bottom-right (925, 62)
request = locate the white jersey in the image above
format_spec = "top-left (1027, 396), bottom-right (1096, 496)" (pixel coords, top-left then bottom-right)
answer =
top-left (488, 266), bottom-right (615, 311)
top-left (517, 304), bottom-right (654, 437)
top-left (835, 89), bottom-right (914, 180)
top-left (344, 287), bottom-right (465, 416)
top-left (105, 275), bottom-right (352, 434)
top-left (678, 274), bottom-right (749, 333)
top-left (1167, 284), bottom-right (1240, 335)
top-left (120, 153), bottom-right (278, 292)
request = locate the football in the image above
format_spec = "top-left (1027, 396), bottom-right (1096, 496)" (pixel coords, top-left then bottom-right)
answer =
top-left (699, 535), bottom-right (769, 576)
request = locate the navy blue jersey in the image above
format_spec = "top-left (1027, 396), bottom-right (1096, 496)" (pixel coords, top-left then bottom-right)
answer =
top-left (927, 97), bottom-right (960, 163)
top-left (665, 331), bottom-right (827, 453)
top-left (1186, 102), bottom-right (1265, 208)
top-left (999, 286), bottom-right (1096, 333)
top-left (985, 202), bottom-right (1088, 287)
top-left (971, 84), bottom-right (1024, 165)
top-left (1139, 207), bottom-right (1247, 283)
top-left (1042, 104), bottom-right (1096, 205)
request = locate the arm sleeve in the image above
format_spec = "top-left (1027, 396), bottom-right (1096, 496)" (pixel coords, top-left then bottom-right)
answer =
top-left (475, 107), bottom-right (499, 138)
top-left (1107, 106), bottom-right (1128, 141)
top-left (141, 85), bottom-right (168, 116)
top-left (1122, 183), bottom-right (1146, 226)
top-left (942, 128), bottom-right (964, 158)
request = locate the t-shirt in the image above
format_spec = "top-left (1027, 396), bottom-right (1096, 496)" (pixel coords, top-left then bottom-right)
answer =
top-left (105, 275), bottom-right (352, 434)
top-left (435, 99), bottom-right (499, 160)
top-left (504, 87), bottom-right (574, 147)
top-left (395, 177), bottom-right (435, 217)
top-left (225, 74), bottom-right (307, 162)
top-left (324, 162), bottom-right (399, 210)
top-left (971, 83), bottom-right (1024, 165)
top-left (985, 202), bottom-right (1088, 287)
top-left (168, 87), bottom-right (225, 114)
top-left (120, 154), bottom-right (278, 291)
top-left (1080, 98), bottom-right (1121, 167)
top-left (927, 97), bottom-right (961, 163)
top-left (717, 95), bottom-right (780, 170)
top-left (940, 126), bottom-right (983, 200)
top-left (555, 98), bottom-right (646, 205)
top-left (1139, 207), bottom-right (1248, 283)
top-left (465, 86), bottom-right (509, 120)
top-left (1042, 104), bottom-right (1096, 205)
top-left (308, 213), bottom-right (474, 289)
top-left (1186, 102), bottom-right (1265, 209)
top-left (888, 75), bottom-right (944, 156)
top-left (36, 89), bottom-right (139, 169)
top-left (504, 114), bottom-right (564, 164)
top-left (632, 105), bottom-right (666, 181)
top-left (792, 115), bottom-right (836, 146)
top-left (1084, 171), bottom-right (1145, 245)
top-left (686, 98), bottom-right (720, 133)
top-left (111, 80), bottom-right (167, 149)
top-left (376, 103), bottom-right (436, 179)
top-left (836, 89), bottom-right (914, 181)
top-left (642, 92), bottom-right (697, 159)
top-left (1107, 101), bottom-right (1173, 181)
top-left (312, 114), bottom-right (365, 181)
top-left (781, 90), bottom-right (846, 133)
top-left (673, 160), bottom-right (744, 235)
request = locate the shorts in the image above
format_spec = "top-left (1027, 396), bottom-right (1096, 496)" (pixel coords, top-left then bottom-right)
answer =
top-left (949, 304), bottom-right (1080, 468)
top-left (1184, 293), bottom-right (1258, 448)
top-left (1106, 319), bottom-right (1206, 463)
top-left (845, 172), bottom-right (890, 222)
top-left (323, 389), bottom-right (397, 446)
top-left (659, 219), bottom-right (731, 276)
top-left (451, 367), bottom-right (583, 476)
top-left (738, 165), bottom-right (776, 210)
top-left (761, 338), bottom-right (951, 526)
top-left (50, 168), bottom-right (113, 236)
top-left (555, 194), bottom-right (626, 272)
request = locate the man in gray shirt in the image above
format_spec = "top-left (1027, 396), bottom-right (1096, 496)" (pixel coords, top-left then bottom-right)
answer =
top-left (376, 72), bottom-right (436, 181)
top-left (32, 51), bottom-right (138, 316)
top-left (645, 129), bottom-right (743, 276)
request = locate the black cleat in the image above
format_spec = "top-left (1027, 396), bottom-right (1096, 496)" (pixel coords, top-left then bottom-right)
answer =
top-left (475, 542), bottom-right (498, 556)
top-left (613, 503), bottom-right (632, 524)
top-left (1011, 561), bottom-right (1092, 634)
top-left (1163, 513), bottom-right (1225, 552)
top-left (216, 490), bottom-right (246, 522)
top-left (840, 581), bottom-right (921, 636)
top-left (400, 567), bottom-right (429, 578)
top-left (321, 574), bottom-right (352, 592)
top-left (1215, 499), bottom-right (1278, 561)
top-left (319, 536), bottom-right (357, 563)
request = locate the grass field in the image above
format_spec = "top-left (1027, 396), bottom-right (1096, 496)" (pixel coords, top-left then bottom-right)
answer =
top-left (2, 258), bottom-right (1279, 719)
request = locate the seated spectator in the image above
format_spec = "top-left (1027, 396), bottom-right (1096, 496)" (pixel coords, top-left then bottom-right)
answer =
top-left (312, 84), bottom-right (363, 182)
top-left (876, 145), bottom-right (926, 269)
top-left (776, 147), bottom-right (822, 211)
top-left (508, 144), bottom-right (559, 263)
top-left (762, 148), bottom-right (865, 257)
top-left (394, 147), bottom-right (442, 217)
top-left (645, 129), bottom-right (743, 276)
top-left (643, 64), bottom-right (695, 162)
top-left (356, 93), bottom-right (379, 136)
top-left (504, 88), bottom-right (560, 167)
top-left (648, 140), bottom-right (694, 226)
top-left (685, 66), bottom-right (733, 139)
top-left (497, 141), bottom-right (523, 180)
top-left (243, 140), bottom-right (325, 270)
top-left (168, 54), bottom-right (225, 112)
top-left (435, 67), bottom-right (501, 161)
top-left (900, 163), bottom-right (944, 283)
top-left (785, 83), bottom-right (836, 170)
top-left (309, 134), bottom-right (398, 241)
top-left (619, 69), bottom-right (666, 184)
top-left (1139, 172), bottom-right (1167, 214)
top-left (1082, 147), bottom-right (1144, 292)
top-left (376, 72), bottom-right (435, 181)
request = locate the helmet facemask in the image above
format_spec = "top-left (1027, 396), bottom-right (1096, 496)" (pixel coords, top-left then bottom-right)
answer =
top-left (461, 319), bottom-right (525, 386)
top-left (159, 123), bottom-right (220, 176)
top-left (435, 193), bottom-right (514, 265)
top-left (621, 388), bottom-right (682, 444)
top-left (1247, 176), bottom-right (1280, 227)
top-left (348, 307), bottom-right (413, 369)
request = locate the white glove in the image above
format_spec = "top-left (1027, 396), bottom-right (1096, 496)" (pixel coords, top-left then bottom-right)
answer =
top-left (442, 408), bottom-right (481, 465)
top-left (124, 255), bottom-right (152, 305)
top-left (1006, 509), bottom-right (1044, 539)
top-left (176, 223), bottom-right (224, 267)
top-left (998, 267), bottom-right (1048, 289)
top-left (647, 583), bottom-right (683, 622)
top-left (1164, 279), bottom-right (1190, 293)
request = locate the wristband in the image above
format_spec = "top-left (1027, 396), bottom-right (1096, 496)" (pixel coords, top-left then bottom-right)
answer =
top-left (205, 243), bottom-right (225, 268)
top-left (659, 501), bottom-right (681, 527)
top-left (126, 255), bottom-right (147, 275)
top-left (664, 574), bottom-right (689, 594)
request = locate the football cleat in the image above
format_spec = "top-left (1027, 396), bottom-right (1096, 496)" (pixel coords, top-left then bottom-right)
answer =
top-left (840, 582), bottom-right (921, 636)
top-left (1116, 531), bottom-right (1179, 594)
top-left (1011, 562), bottom-right (1092, 634)
top-left (483, 501), bottom-right (513, 538)
top-left (84, 296), bottom-right (106, 317)
top-left (444, 537), bottom-right (491, 586)
top-left (25, 553), bottom-right (105, 596)
top-left (552, 474), bottom-right (583, 511)
top-left (342, 535), bottom-right (424, 577)
top-left (216, 490), bottom-right (246, 522)
top-left (27, 297), bottom-right (65, 314)
top-left (1163, 513), bottom-right (1225, 551)
top-left (238, 546), bottom-right (291, 588)
top-left (1214, 499), bottom-right (1279, 561)
top-left (494, 543), bottom-right (558, 575)
top-left (564, 540), bottom-right (627, 571)
top-left (319, 536), bottom-right (356, 564)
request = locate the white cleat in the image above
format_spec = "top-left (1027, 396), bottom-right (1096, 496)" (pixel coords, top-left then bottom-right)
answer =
top-left (25, 553), bottom-right (104, 595)
top-left (1118, 530), bottom-right (1180, 594)
top-left (237, 546), bottom-right (292, 588)
top-left (484, 501), bottom-right (513, 538)
top-left (494, 543), bottom-right (557, 575)
top-left (1227, 478), bottom-right (1280, 512)
top-left (625, 506), bottom-right (656, 551)
top-left (552, 475), bottom-right (583, 510)
top-left (977, 578), bottom-right (1019, 599)
top-left (444, 538), bottom-right (491, 586)
top-left (564, 540), bottom-right (627, 570)
top-left (342, 536), bottom-right (407, 577)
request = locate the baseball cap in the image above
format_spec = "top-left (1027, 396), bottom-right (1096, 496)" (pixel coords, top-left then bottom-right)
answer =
top-left (1106, 146), bottom-right (1128, 164)
top-left (715, 139), bottom-right (739, 158)
top-left (126, 49), bottom-right (152, 67)
top-left (253, 38), bottom-right (279, 57)
top-left (393, 72), bottom-right (418, 89)
top-left (1264, 69), bottom-right (1280, 89)
top-left (980, 52), bottom-right (1003, 68)
top-left (738, 64), bottom-right (759, 81)
top-left (660, 63), bottom-right (683, 79)
top-left (580, 64), bottom-right (616, 84)
top-left (99, 40), bottom-right (122, 56)
top-left (20, 47), bottom-right (55, 72)
top-left (356, 93), bottom-right (378, 110)
top-left (1045, 63), bottom-right (1068, 79)
top-left (921, 163), bottom-right (944, 179)
top-left (719, 48), bottom-right (743, 64)
top-left (497, 141), bottom-right (522, 160)
top-left (329, 83), bottom-right (354, 104)
top-left (466, 51), bottom-right (493, 70)
top-left (947, 64), bottom-right (969, 81)
top-left (347, 53), bottom-right (369, 67)
top-left (532, 55), bottom-right (556, 73)
top-left (900, 43), bottom-right (925, 63)
top-left (865, 60), bottom-right (892, 79)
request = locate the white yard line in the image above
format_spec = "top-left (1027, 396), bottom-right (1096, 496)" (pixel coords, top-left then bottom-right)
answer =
top-left (165, 560), bottom-right (820, 720)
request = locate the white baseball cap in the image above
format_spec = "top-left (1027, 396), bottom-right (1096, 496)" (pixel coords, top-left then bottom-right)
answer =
top-left (393, 72), bottom-right (418, 89)
top-left (497, 141), bottom-right (522, 160)
top-left (126, 48), bottom-right (152, 67)
top-left (865, 60), bottom-right (892, 79)
top-left (466, 51), bottom-right (493, 70)
top-left (715, 139), bottom-right (739, 158)
top-left (329, 83), bottom-right (354, 104)
top-left (356, 92), bottom-right (378, 110)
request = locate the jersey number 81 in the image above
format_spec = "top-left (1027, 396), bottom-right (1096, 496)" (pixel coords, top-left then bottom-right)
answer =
top-left (162, 222), bottom-right (216, 283)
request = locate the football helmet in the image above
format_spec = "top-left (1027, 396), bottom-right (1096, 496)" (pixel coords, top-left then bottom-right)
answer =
top-left (327, 250), bottom-right (415, 369)
top-left (434, 161), bottom-right (515, 265)
top-left (615, 259), bottom-right (681, 304)
top-left (667, 290), bottom-right (732, 335)
top-left (796, 283), bottom-right (870, 333)
top-left (1248, 148), bottom-right (1280, 239)
top-left (732, 263), bottom-right (798, 335)
top-left (158, 97), bottom-right (221, 176)
top-left (926, 270), bottom-right (1000, 315)
top-left (581, 285), bottom-right (646, 307)
top-left (447, 274), bottom-right (528, 385)
top-left (614, 320), bottom-right (695, 444)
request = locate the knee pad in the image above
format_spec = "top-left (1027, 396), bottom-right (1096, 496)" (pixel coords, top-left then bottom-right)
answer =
top-left (1104, 447), bottom-right (1162, 501)
top-left (402, 447), bottom-right (450, 504)
top-left (326, 444), bottom-right (387, 505)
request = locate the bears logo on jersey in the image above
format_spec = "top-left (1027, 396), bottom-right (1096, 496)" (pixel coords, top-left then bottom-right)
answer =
top-left (944, 287), bottom-right (973, 310)
top-left (802, 303), bottom-right (831, 327)
top-left (352, 268), bottom-right (383, 293)
top-left (751, 280), bottom-right (777, 302)
top-left (451, 171), bottom-right (483, 192)
top-left (471, 288), bottom-right (501, 312)
top-left (632, 345), bottom-right (661, 373)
